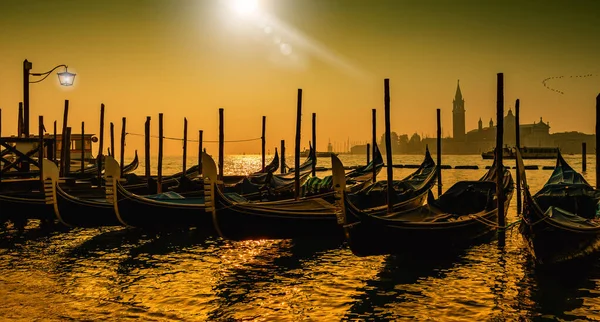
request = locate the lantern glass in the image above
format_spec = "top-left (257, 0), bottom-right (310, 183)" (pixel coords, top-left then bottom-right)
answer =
top-left (57, 70), bottom-right (76, 86)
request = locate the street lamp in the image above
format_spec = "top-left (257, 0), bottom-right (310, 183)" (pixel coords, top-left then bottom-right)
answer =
top-left (23, 59), bottom-right (76, 137)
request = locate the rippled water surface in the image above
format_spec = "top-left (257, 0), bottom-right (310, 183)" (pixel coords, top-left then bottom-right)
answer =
top-left (2, 154), bottom-right (600, 321)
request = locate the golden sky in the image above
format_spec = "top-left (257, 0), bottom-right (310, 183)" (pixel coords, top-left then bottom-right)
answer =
top-left (1, 0), bottom-right (599, 156)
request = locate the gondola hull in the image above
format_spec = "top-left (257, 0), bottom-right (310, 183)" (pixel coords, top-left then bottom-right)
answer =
top-left (517, 149), bottom-right (600, 266)
top-left (334, 150), bottom-right (514, 257)
top-left (110, 178), bottom-right (214, 231)
top-left (345, 197), bottom-right (512, 256)
top-left (41, 159), bottom-right (118, 228)
top-left (0, 193), bottom-right (54, 223)
top-left (211, 187), bottom-right (343, 241)
top-left (53, 187), bottom-right (120, 228)
top-left (519, 218), bottom-right (600, 265)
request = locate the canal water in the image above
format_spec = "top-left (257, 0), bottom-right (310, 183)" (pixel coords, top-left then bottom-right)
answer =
top-left (1, 154), bottom-right (599, 321)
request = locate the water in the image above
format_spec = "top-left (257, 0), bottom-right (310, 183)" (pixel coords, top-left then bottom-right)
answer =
top-left (2, 154), bottom-right (600, 321)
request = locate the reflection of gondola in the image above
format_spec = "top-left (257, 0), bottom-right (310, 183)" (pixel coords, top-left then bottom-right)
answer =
top-left (343, 250), bottom-right (469, 320)
top-left (518, 150), bottom-right (600, 266)
top-left (207, 239), bottom-right (340, 320)
top-left (335, 153), bottom-right (513, 256)
top-left (518, 254), bottom-right (600, 320)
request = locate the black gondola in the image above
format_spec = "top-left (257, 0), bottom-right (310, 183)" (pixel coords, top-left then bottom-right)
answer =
top-left (105, 156), bottom-right (215, 231)
top-left (517, 149), bottom-right (600, 266)
top-left (68, 150), bottom-right (140, 177)
top-left (203, 152), bottom-right (342, 241)
top-left (0, 190), bottom-right (53, 228)
top-left (335, 154), bottom-right (514, 256)
top-left (256, 148), bottom-right (280, 174)
top-left (346, 146), bottom-right (438, 215)
top-left (301, 143), bottom-right (384, 198)
top-left (226, 146), bottom-right (315, 200)
top-left (0, 154), bottom-right (193, 227)
top-left (220, 149), bottom-right (280, 187)
top-left (42, 159), bottom-right (120, 228)
top-left (205, 147), bottom-right (435, 241)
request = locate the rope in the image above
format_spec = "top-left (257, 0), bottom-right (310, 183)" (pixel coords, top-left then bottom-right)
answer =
top-left (125, 132), bottom-right (262, 143)
top-left (467, 213), bottom-right (522, 232)
top-left (520, 213), bottom-right (548, 227)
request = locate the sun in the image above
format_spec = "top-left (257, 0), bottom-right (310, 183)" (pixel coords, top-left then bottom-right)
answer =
top-left (230, 0), bottom-right (259, 16)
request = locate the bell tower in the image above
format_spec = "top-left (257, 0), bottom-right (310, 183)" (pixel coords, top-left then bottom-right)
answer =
top-left (452, 80), bottom-right (466, 141)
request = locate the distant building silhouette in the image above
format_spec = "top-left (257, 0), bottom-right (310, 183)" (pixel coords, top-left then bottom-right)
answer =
top-left (452, 80), bottom-right (466, 142)
top-left (350, 81), bottom-right (596, 155)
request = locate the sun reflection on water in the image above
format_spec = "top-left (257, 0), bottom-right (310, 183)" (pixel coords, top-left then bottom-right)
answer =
top-left (1, 154), bottom-right (599, 320)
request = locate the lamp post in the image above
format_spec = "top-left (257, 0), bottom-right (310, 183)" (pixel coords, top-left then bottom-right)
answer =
top-left (23, 59), bottom-right (75, 137)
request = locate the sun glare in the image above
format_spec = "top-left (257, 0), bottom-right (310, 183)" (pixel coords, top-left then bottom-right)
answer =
top-left (230, 0), bottom-right (259, 16)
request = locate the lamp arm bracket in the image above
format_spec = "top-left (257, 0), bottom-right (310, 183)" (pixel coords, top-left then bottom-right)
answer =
top-left (30, 64), bottom-right (68, 77)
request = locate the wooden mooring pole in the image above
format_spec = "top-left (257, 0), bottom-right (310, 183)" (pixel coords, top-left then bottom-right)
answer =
top-left (182, 118), bottom-right (188, 180)
top-left (38, 116), bottom-right (44, 186)
top-left (281, 140), bottom-right (286, 174)
top-left (582, 142), bottom-right (587, 172)
top-left (18, 103), bottom-right (23, 137)
top-left (120, 117), bottom-right (126, 176)
top-left (64, 127), bottom-right (71, 175)
top-left (372, 108), bottom-right (377, 183)
top-left (110, 122), bottom-right (115, 157)
top-left (53, 121), bottom-right (57, 164)
top-left (436, 108), bottom-right (442, 197)
top-left (0, 109), bottom-right (2, 182)
top-left (384, 79), bottom-right (394, 214)
top-left (157, 113), bottom-right (164, 193)
top-left (596, 93), bottom-right (600, 189)
top-left (218, 108), bottom-right (224, 183)
top-left (515, 99), bottom-right (521, 214)
top-left (366, 143), bottom-right (370, 165)
top-left (97, 104), bottom-right (105, 184)
top-left (262, 116), bottom-right (266, 172)
top-left (496, 73), bottom-right (506, 243)
top-left (312, 112), bottom-right (316, 177)
top-left (294, 89), bottom-right (302, 200)
top-left (81, 122), bottom-right (85, 173)
top-left (198, 130), bottom-right (203, 175)
top-left (145, 116), bottom-right (151, 182)
top-left (60, 100), bottom-right (69, 177)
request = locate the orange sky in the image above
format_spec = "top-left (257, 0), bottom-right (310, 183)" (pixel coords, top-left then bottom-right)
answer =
top-left (1, 0), bottom-right (599, 157)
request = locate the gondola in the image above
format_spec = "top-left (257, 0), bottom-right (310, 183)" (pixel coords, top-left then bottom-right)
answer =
top-left (517, 149), bottom-right (600, 266)
top-left (0, 177), bottom-right (104, 227)
top-left (255, 148), bottom-right (280, 174)
top-left (105, 156), bottom-right (215, 231)
top-left (68, 150), bottom-right (140, 177)
top-left (42, 159), bottom-right (121, 228)
top-left (0, 189), bottom-right (53, 228)
top-left (0, 158), bottom-right (197, 227)
top-left (226, 146), bottom-right (315, 200)
top-left (301, 143), bottom-right (384, 198)
top-left (205, 147), bottom-right (435, 241)
top-left (335, 154), bottom-right (514, 256)
top-left (220, 149), bottom-right (280, 187)
top-left (203, 152), bottom-right (343, 241)
top-left (346, 146), bottom-right (438, 215)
